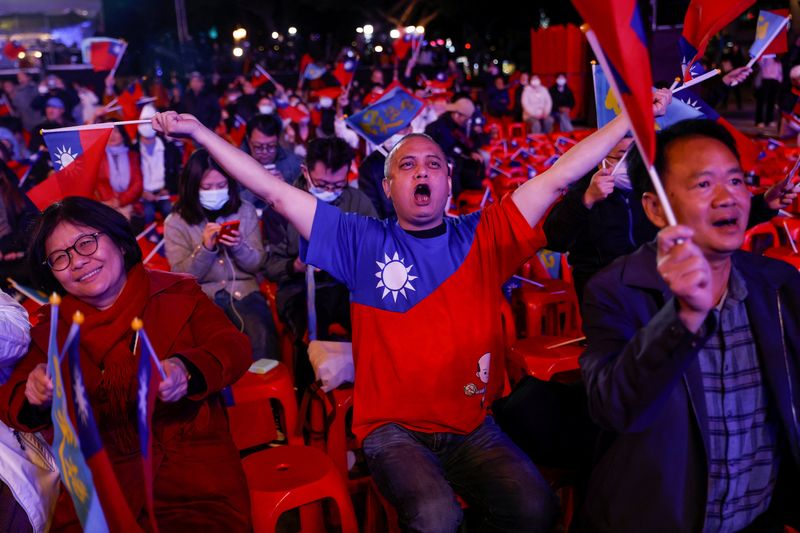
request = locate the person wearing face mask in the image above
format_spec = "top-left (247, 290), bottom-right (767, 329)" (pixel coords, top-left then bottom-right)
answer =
top-left (263, 137), bottom-right (376, 388)
top-left (521, 75), bottom-right (554, 134)
top-left (95, 124), bottom-right (143, 220)
top-left (549, 72), bottom-right (575, 133)
top-left (543, 135), bottom-right (793, 305)
top-left (165, 149), bottom-right (278, 362)
top-left (135, 104), bottom-right (182, 228)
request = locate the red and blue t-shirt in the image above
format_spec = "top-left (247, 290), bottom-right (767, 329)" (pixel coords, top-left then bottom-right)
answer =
top-left (301, 198), bottom-right (542, 441)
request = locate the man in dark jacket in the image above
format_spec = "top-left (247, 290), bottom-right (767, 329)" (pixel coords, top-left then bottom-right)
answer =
top-left (425, 97), bottom-right (485, 195)
top-left (263, 137), bottom-right (376, 386)
top-left (548, 73), bottom-right (575, 132)
top-left (180, 72), bottom-right (221, 130)
top-left (577, 119), bottom-right (800, 532)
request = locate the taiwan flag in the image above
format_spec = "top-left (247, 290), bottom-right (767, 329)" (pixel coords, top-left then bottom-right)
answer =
top-left (574, 0), bottom-right (656, 165)
top-left (679, 0), bottom-right (754, 80)
top-left (63, 317), bottom-right (141, 533)
top-left (117, 82), bottom-right (144, 139)
top-left (81, 37), bottom-right (126, 72)
top-left (29, 125), bottom-right (113, 210)
top-left (250, 65), bottom-right (273, 89)
top-left (135, 324), bottom-right (162, 531)
top-left (672, 88), bottom-right (758, 170)
top-left (333, 58), bottom-right (357, 87)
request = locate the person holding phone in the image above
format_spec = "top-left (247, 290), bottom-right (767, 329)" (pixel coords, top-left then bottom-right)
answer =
top-left (164, 149), bottom-right (278, 361)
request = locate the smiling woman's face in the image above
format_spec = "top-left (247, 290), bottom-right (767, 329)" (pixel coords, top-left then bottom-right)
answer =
top-left (45, 221), bottom-right (127, 310)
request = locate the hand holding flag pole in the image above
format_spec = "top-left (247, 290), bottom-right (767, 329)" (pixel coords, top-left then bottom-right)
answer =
top-left (583, 24), bottom-right (679, 227)
top-left (131, 318), bottom-right (167, 380)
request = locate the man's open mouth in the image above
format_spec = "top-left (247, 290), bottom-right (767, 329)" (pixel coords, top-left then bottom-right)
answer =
top-left (712, 217), bottom-right (739, 228)
top-left (414, 183), bottom-right (431, 204)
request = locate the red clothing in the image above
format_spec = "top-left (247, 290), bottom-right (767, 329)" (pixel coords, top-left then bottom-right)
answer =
top-left (96, 151), bottom-right (144, 207)
top-left (0, 265), bottom-right (252, 532)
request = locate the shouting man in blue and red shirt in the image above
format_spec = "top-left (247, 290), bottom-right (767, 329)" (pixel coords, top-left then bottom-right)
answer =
top-left (152, 89), bottom-right (671, 532)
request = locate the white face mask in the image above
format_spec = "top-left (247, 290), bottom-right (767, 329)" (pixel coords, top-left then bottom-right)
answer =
top-left (530, 78), bottom-right (541, 87)
top-left (612, 161), bottom-right (631, 190)
top-left (258, 104), bottom-right (275, 115)
top-left (556, 77), bottom-right (566, 86)
top-left (199, 187), bottom-right (229, 210)
top-left (308, 185), bottom-right (343, 203)
top-left (138, 123), bottom-right (157, 138)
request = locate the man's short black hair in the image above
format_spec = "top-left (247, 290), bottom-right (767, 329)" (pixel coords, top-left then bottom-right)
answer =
top-left (27, 197), bottom-right (143, 295)
top-left (628, 119), bottom-right (740, 194)
top-left (246, 113), bottom-right (282, 139)
top-left (305, 137), bottom-right (354, 173)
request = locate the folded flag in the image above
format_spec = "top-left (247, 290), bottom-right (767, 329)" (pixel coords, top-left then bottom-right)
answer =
top-left (748, 10), bottom-right (790, 62)
top-left (542, 154), bottom-right (560, 168)
top-left (346, 85), bottom-right (425, 145)
top-left (553, 136), bottom-right (577, 154)
top-left (81, 38), bottom-right (126, 72)
top-left (29, 125), bottom-right (113, 210)
top-left (333, 58), bottom-right (357, 87)
top-left (679, 0), bottom-right (754, 80)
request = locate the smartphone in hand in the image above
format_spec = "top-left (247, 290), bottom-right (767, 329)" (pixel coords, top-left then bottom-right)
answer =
top-left (217, 220), bottom-right (240, 243)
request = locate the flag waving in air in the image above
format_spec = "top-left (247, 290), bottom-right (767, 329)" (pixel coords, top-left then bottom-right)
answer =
top-left (29, 124), bottom-right (113, 210)
top-left (574, 0), bottom-right (655, 164)
top-left (748, 10), bottom-right (791, 64)
top-left (63, 312), bottom-right (141, 533)
top-left (81, 38), bottom-right (127, 73)
top-left (250, 65), bottom-right (274, 89)
top-left (345, 85), bottom-right (425, 145)
top-left (679, 0), bottom-right (755, 80)
top-left (333, 57), bottom-right (358, 87)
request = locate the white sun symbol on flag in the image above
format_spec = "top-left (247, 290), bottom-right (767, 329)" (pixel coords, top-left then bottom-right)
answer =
top-left (375, 252), bottom-right (417, 302)
top-left (73, 371), bottom-right (90, 425)
top-left (53, 146), bottom-right (77, 170)
top-left (138, 376), bottom-right (148, 425)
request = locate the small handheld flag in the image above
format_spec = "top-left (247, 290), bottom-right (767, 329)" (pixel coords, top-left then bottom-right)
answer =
top-left (81, 38), bottom-right (127, 73)
top-left (345, 85), bottom-right (425, 146)
top-left (746, 11), bottom-right (791, 68)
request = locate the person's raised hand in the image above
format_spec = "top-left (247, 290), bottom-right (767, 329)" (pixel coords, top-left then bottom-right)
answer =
top-left (764, 174), bottom-right (800, 211)
top-left (25, 363), bottom-right (53, 408)
top-left (151, 111), bottom-right (202, 139)
top-left (202, 222), bottom-right (221, 250)
top-left (723, 66), bottom-right (753, 87)
top-left (583, 168), bottom-right (615, 209)
top-left (656, 225), bottom-right (713, 332)
top-left (652, 88), bottom-right (672, 117)
top-left (158, 358), bottom-right (189, 402)
top-left (218, 229), bottom-right (242, 248)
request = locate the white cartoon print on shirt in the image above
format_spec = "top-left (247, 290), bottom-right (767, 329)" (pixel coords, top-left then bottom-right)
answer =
top-left (375, 252), bottom-right (418, 302)
top-left (464, 353), bottom-right (491, 407)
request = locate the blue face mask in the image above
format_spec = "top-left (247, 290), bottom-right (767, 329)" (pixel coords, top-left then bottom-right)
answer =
top-left (308, 185), bottom-right (343, 203)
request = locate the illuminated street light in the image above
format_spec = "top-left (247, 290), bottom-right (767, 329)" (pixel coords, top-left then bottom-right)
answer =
top-left (374, 45), bottom-right (383, 53)
top-left (232, 27), bottom-right (247, 40)
top-left (17, 52), bottom-right (25, 59)
top-left (33, 51), bottom-right (42, 58)
top-left (288, 26), bottom-right (297, 35)
top-left (363, 24), bottom-right (374, 35)
top-left (233, 47), bottom-right (244, 57)
top-left (271, 31), bottom-right (279, 39)
top-left (390, 29), bottom-right (401, 39)
top-left (356, 27), bottom-right (364, 33)
top-left (415, 26), bottom-right (424, 34)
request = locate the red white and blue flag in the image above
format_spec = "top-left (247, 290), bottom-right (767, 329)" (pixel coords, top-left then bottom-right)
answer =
top-left (553, 136), bottom-right (577, 154)
top-left (333, 57), bottom-right (358, 87)
top-left (250, 65), bottom-right (274, 89)
top-left (81, 38), bottom-right (127, 72)
top-left (679, 0), bottom-right (755, 81)
top-left (574, 0), bottom-right (656, 165)
top-left (30, 125), bottom-right (114, 210)
top-left (63, 317), bottom-right (140, 532)
top-left (135, 325), bottom-right (162, 531)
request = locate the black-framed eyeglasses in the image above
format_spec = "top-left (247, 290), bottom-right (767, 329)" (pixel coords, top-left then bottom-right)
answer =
top-left (309, 176), bottom-right (347, 192)
top-left (44, 232), bottom-right (104, 271)
top-left (250, 142), bottom-right (279, 153)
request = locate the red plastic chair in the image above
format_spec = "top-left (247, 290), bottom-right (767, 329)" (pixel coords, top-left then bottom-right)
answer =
top-left (260, 280), bottom-right (297, 376)
top-left (228, 363), bottom-right (302, 448)
top-left (507, 335), bottom-right (584, 383)
top-left (244, 445), bottom-right (359, 533)
top-left (508, 122), bottom-right (527, 139)
top-left (742, 221), bottom-right (780, 254)
top-left (511, 280), bottom-right (582, 338)
top-left (764, 246), bottom-right (800, 270)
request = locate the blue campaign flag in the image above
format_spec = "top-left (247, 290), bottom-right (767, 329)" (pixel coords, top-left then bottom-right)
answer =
top-left (48, 318), bottom-right (109, 532)
top-left (592, 63), bottom-right (620, 128)
top-left (749, 10), bottom-right (789, 60)
top-left (303, 63), bottom-right (328, 81)
top-left (345, 86), bottom-right (425, 145)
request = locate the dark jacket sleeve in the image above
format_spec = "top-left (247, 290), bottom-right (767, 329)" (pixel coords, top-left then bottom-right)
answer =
top-left (262, 209), bottom-right (295, 284)
top-left (357, 154), bottom-right (393, 219)
top-left (580, 264), bottom-right (715, 433)
top-left (543, 173), bottom-right (592, 253)
top-left (747, 193), bottom-right (778, 228)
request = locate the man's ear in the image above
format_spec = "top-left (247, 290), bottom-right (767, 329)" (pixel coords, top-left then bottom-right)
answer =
top-left (382, 177), bottom-right (392, 200)
top-left (641, 191), bottom-right (669, 229)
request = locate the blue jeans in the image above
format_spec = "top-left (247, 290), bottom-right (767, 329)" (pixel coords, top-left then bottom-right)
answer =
top-left (362, 417), bottom-right (558, 533)
top-left (141, 198), bottom-right (173, 225)
top-left (214, 289), bottom-right (279, 360)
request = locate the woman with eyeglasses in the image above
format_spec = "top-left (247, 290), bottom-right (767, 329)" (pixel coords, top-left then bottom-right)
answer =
top-left (164, 149), bottom-right (278, 362)
top-left (0, 197), bottom-right (252, 531)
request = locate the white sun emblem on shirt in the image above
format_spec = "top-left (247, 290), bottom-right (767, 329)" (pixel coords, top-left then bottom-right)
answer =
top-left (375, 252), bottom-right (418, 302)
top-left (53, 146), bottom-right (77, 170)
top-left (73, 371), bottom-right (89, 425)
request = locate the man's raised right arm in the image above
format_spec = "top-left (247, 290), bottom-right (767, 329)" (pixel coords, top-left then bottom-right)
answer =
top-left (152, 111), bottom-right (317, 240)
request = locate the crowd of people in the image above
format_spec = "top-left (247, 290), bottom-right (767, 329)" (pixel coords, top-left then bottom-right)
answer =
top-left (0, 22), bottom-right (798, 533)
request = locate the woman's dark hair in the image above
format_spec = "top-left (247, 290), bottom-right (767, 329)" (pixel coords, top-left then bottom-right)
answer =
top-left (26, 196), bottom-right (142, 295)
top-left (0, 160), bottom-right (28, 222)
top-left (173, 148), bottom-right (241, 225)
top-left (628, 119), bottom-right (740, 195)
